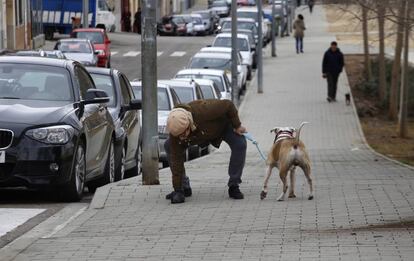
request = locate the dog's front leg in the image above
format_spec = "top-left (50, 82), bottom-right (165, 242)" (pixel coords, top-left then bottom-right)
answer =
top-left (261, 165), bottom-right (273, 200)
top-left (277, 169), bottom-right (288, 201)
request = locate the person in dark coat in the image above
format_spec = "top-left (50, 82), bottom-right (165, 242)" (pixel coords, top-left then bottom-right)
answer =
top-left (133, 8), bottom-right (141, 34)
top-left (322, 41), bottom-right (344, 102)
top-left (308, 0), bottom-right (315, 13)
top-left (164, 99), bottom-right (247, 204)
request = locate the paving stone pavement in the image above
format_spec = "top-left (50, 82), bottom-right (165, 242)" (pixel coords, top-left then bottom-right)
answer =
top-left (7, 5), bottom-right (414, 261)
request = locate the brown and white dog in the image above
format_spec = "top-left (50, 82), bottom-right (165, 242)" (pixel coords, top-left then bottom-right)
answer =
top-left (260, 122), bottom-right (313, 201)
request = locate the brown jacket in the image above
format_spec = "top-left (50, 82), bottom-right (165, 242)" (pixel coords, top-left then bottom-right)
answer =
top-left (169, 99), bottom-right (241, 189)
top-left (293, 19), bottom-right (306, 38)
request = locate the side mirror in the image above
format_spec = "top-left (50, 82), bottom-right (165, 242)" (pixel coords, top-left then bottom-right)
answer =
top-left (82, 89), bottom-right (110, 105)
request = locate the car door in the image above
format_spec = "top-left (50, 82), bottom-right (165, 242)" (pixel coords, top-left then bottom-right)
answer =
top-left (118, 73), bottom-right (139, 164)
top-left (75, 66), bottom-right (111, 175)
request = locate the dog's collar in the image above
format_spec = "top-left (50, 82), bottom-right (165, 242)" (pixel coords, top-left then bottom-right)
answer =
top-left (274, 130), bottom-right (294, 144)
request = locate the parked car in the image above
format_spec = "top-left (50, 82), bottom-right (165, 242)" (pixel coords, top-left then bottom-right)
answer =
top-left (221, 28), bottom-right (257, 68)
top-left (191, 78), bottom-right (222, 99)
top-left (13, 50), bottom-right (66, 59)
top-left (175, 68), bottom-right (232, 100)
top-left (193, 10), bottom-right (215, 34)
top-left (71, 28), bottom-right (112, 68)
top-left (198, 47), bottom-right (250, 81)
top-left (219, 18), bottom-right (259, 45)
top-left (129, 81), bottom-right (181, 167)
top-left (188, 52), bottom-right (245, 92)
top-left (190, 14), bottom-right (207, 35)
top-left (209, 0), bottom-right (230, 17)
top-left (0, 56), bottom-right (115, 201)
top-left (86, 67), bottom-right (142, 181)
top-left (157, 15), bottom-right (178, 36)
top-left (171, 15), bottom-right (190, 36)
top-left (237, 7), bottom-right (271, 43)
top-left (54, 38), bottom-right (98, 66)
top-left (212, 33), bottom-right (253, 81)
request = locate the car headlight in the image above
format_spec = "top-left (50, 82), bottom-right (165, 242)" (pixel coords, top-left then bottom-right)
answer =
top-left (26, 125), bottom-right (74, 144)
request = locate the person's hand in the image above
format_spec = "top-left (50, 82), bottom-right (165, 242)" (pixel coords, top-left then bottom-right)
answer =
top-left (235, 125), bottom-right (247, 135)
top-left (322, 73), bottom-right (327, 78)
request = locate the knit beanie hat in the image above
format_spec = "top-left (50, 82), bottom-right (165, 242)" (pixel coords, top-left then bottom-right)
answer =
top-left (166, 108), bottom-right (196, 137)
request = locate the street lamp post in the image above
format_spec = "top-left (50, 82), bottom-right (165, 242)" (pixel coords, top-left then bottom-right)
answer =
top-left (82, 0), bottom-right (89, 28)
top-left (271, 0), bottom-right (277, 57)
top-left (141, 0), bottom-right (160, 185)
top-left (257, 0), bottom-right (263, 93)
top-left (231, 0), bottom-right (238, 104)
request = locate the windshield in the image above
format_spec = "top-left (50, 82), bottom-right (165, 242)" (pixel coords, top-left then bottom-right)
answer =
top-left (189, 57), bottom-right (231, 70)
top-left (170, 87), bottom-right (194, 104)
top-left (200, 85), bottom-right (215, 99)
top-left (56, 41), bottom-right (92, 53)
top-left (89, 73), bottom-right (116, 107)
top-left (237, 11), bottom-right (258, 22)
top-left (176, 74), bottom-right (225, 92)
top-left (222, 21), bottom-right (257, 35)
top-left (74, 32), bottom-right (104, 44)
top-left (132, 86), bottom-right (171, 111)
top-left (0, 64), bottom-right (73, 101)
top-left (213, 37), bottom-right (249, 51)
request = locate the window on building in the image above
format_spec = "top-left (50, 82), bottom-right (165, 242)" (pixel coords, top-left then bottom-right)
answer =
top-left (15, 0), bottom-right (24, 26)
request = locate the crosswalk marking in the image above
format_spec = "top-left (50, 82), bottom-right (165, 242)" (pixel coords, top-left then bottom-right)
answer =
top-left (111, 51), bottom-right (118, 56)
top-left (157, 51), bottom-right (163, 57)
top-left (123, 51), bottom-right (141, 57)
top-left (170, 51), bottom-right (186, 57)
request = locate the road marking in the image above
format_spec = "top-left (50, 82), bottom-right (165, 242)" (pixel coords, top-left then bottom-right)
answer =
top-left (111, 51), bottom-right (118, 56)
top-left (157, 51), bottom-right (163, 57)
top-left (123, 51), bottom-right (141, 57)
top-left (170, 51), bottom-right (186, 57)
top-left (41, 206), bottom-right (87, 238)
top-left (0, 208), bottom-right (45, 237)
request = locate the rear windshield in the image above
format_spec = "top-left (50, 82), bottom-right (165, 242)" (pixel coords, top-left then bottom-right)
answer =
top-left (189, 57), bottom-right (231, 70)
top-left (170, 86), bottom-right (195, 104)
top-left (74, 31), bottom-right (104, 44)
top-left (200, 85), bottom-right (215, 99)
top-left (56, 41), bottom-right (91, 53)
top-left (132, 85), bottom-right (171, 111)
top-left (213, 37), bottom-right (249, 51)
top-left (89, 73), bottom-right (116, 107)
top-left (0, 64), bottom-right (73, 101)
top-left (176, 74), bottom-right (225, 92)
top-left (237, 11), bottom-right (258, 22)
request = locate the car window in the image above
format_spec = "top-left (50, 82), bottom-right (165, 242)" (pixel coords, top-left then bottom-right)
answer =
top-left (75, 66), bottom-right (95, 98)
top-left (170, 87), bottom-right (195, 104)
top-left (0, 64), bottom-right (73, 101)
top-left (189, 57), bottom-right (231, 70)
top-left (132, 85), bottom-right (171, 110)
top-left (74, 31), bottom-right (104, 44)
top-left (200, 85), bottom-right (215, 99)
top-left (89, 73), bottom-right (116, 107)
top-left (119, 75), bottom-right (132, 104)
top-left (213, 37), bottom-right (249, 51)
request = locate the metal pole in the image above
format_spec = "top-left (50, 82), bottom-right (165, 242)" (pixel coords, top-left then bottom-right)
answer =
top-left (398, 0), bottom-right (410, 138)
top-left (82, 0), bottom-right (89, 28)
top-left (0, 0), bottom-right (3, 49)
top-left (257, 0), bottom-right (263, 93)
top-left (271, 0), bottom-right (276, 57)
top-left (141, 0), bottom-right (160, 185)
top-left (231, 0), bottom-right (238, 104)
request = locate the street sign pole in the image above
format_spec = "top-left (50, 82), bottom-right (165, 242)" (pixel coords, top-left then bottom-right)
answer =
top-left (231, 0), bottom-right (238, 104)
top-left (257, 0), bottom-right (263, 93)
top-left (82, 0), bottom-right (88, 28)
top-left (271, 0), bottom-right (277, 57)
top-left (141, 0), bottom-right (160, 185)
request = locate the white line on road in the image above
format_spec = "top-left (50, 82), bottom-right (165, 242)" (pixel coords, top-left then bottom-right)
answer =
top-left (123, 51), bottom-right (141, 57)
top-left (111, 51), bottom-right (118, 56)
top-left (157, 51), bottom-right (164, 57)
top-left (170, 51), bottom-right (186, 57)
top-left (41, 206), bottom-right (87, 239)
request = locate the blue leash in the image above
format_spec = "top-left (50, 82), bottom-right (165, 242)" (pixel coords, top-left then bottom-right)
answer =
top-left (243, 132), bottom-right (267, 162)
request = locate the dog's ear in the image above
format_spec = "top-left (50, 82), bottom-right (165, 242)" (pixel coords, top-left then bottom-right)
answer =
top-left (270, 127), bottom-right (279, 134)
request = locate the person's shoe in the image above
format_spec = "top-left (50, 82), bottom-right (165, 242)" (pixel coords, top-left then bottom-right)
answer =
top-left (327, 97), bottom-right (332, 103)
top-left (228, 186), bottom-right (244, 199)
top-left (301, 50), bottom-right (304, 53)
top-left (171, 190), bottom-right (185, 204)
top-left (166, 187), bottom-right (192, 200)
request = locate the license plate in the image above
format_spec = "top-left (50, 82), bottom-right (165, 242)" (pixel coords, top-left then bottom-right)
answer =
top-left (0, 151), bottom-right (5, 163)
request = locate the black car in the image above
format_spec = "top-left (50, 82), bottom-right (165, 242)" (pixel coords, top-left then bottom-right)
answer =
top-left (86, 67), bottom-right (142, 181)
top-left (0, 57), bottom-right (116, 201)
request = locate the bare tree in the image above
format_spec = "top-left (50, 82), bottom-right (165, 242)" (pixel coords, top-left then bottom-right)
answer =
top-left (377, 0), bottom-right (387, 103)
top-left (361, 2), bottom-right (372, 81)
top-left (389, 0), bottom-right (406, 121)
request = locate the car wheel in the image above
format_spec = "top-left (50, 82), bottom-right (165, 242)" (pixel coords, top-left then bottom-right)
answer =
top-left (115, 146), bottom-right (126, 181)
top-left (103, 140), bottom-right (115, 184)
top-left (60, 141), bottom-right (86, 202)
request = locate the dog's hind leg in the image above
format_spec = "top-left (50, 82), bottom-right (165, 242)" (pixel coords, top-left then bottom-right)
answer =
top-left (277, 167), bottom-right (289, 201)
top-left (301, 164), bottom-right (313, 200)
top-left (261, 165), bottom-right (273, 200)
top-left (288, 167), bottom-right (296, 198)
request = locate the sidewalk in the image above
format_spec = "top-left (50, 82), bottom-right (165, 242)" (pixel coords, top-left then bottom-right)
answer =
top-left (4, 5), bottom-right (414, 261)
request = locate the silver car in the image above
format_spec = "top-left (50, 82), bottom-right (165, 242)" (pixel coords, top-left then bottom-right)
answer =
top-left (54, 38), bottom-right (98, 66)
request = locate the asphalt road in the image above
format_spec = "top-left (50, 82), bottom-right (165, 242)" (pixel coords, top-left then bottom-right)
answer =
top-left (0, 31), bottom-right (217, 249)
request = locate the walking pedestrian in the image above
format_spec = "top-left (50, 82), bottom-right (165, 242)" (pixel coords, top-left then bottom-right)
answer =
top-left (293, 14), bottom-right (306, 54)
top-left (308, 0), bottom-right (315, 13)
top-left (133, 8), bottom-right (141, 34)
top-left (322, 41), bottom-right (344, 102)
top-left (164, 100), bottom-right (247, 204)
top-left (297, 0), bottom-right (301, 6)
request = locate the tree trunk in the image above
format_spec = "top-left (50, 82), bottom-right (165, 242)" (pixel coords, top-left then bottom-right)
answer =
top-left (398, 0), bottom-right (410, 138)
top-left (362, 4), bottom-right (372, 81)
top-left (389, 0), bottom-right (406, 121)
top-left (377, 1), bottom-right (386, 103)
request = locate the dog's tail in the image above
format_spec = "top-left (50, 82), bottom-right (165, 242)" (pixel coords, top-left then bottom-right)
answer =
top-left (294, 122), bottom-right (309, 148)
